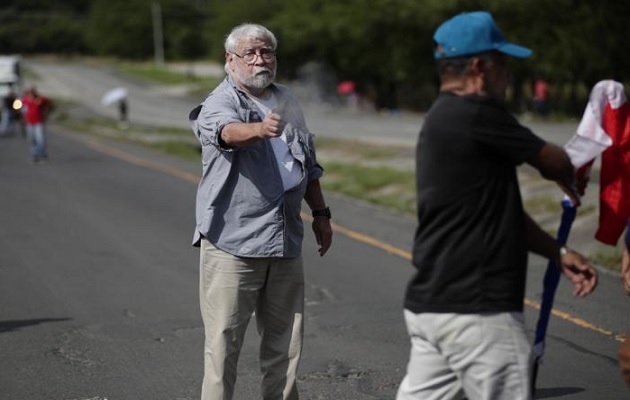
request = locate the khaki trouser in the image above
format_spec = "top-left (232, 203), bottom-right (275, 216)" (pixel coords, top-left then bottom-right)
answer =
top-left (200, 240), bottom-right (304, 400)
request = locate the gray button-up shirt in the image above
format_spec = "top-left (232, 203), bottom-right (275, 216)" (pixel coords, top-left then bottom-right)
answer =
top-left (189, 76), bottom-right (323, 258)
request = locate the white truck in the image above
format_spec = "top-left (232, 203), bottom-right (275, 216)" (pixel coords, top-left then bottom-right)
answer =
top-left (0, 55), bottom-right (24, 135)
top-left (0, 55), bottom-right (23, 97)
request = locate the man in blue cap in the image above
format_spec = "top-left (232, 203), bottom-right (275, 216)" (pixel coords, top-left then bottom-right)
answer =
top-left (397, 11), bottom-right (598, 400)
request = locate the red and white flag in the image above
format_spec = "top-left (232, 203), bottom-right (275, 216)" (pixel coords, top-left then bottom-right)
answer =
top-left (564, 80), bottom-right (630, 245)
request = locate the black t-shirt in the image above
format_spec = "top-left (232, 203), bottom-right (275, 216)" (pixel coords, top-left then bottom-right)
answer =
top-left (405, 92), bottom-right (545, 314)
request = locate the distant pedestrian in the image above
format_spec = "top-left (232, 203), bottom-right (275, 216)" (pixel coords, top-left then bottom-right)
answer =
top-left (397, 11), bottom-right (598, 400)
top-left (0, 85), bottom-right (18, 135)
top-left (189, 23), bottom-right (332, 400)
top-left (21, 85), bottom-right (52, 163)
top-left (118, 97), bottom-right (129, 129)
top-left (118, 98), bottom-right (128, 126)
top-left (337, 80), bottom-right (359, 111)
top-left (533, 77), bottom-right (550, 118)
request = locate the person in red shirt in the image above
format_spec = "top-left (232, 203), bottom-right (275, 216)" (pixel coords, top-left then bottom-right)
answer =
top-left (21, 85), bottom-right (52, 163)
top-left (534, 77), bottom-right (550, 118)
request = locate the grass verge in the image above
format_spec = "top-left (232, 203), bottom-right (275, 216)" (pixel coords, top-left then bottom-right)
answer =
top-left (322, 161), bottom-right (416, 215)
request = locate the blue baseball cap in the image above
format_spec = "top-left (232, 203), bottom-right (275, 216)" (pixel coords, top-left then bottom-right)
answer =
top-left (433, 11), bottom-right (532, 59)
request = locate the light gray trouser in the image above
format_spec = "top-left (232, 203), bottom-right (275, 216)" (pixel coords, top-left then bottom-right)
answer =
top-left (397, 311), bottom-right (533, 400)
top-left (199, 240), bottom-right (304, 400)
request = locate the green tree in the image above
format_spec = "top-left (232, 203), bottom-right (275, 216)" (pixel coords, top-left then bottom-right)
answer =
top-left (160, 0), bottom-right (211, 60)
top-left (269, 0), bottom-right (456, 110)
top-left (205, 0), bottom-right (286, 60)
top-left (86, 0), bottom-right (212, 61)
top-left (0, 1), bottom-right (88, 54)
top-left (86, 0), bottom-right (154, 59)
top-left (3, 0), bottom-right (630, 115)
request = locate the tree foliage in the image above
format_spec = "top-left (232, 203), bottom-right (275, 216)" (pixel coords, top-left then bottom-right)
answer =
top-left (86, 0), bottom-right (154, 59)
top-left (2, 0), bottom-right (630, 114)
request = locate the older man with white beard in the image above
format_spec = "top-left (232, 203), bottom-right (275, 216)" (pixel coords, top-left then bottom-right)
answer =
top-left (189, 23), bottom-right (333, 400)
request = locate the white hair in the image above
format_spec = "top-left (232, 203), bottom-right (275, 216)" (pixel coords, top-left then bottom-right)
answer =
top-left (224, 23), bottom-right (277, 53)
top-left (224, 23), bottom-right (278, 73)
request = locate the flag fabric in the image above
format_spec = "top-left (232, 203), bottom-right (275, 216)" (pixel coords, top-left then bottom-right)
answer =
top-left (533, 80), bottom-right (630, 390)
top-left (564, 79), bottom-right (630, 245)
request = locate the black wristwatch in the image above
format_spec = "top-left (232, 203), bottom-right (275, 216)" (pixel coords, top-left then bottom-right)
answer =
top-left (312, 207), bottom-right (331, 219)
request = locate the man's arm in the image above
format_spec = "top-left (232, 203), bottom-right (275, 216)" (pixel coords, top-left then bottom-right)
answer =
top-left (303, 178), bottom-right (332, 256)
top-left (527, 142), bottom-right (581, 206)
top-left (525, 212), bottom-right (597, 297)
top-left (220, 112), bottom-right (284, 147)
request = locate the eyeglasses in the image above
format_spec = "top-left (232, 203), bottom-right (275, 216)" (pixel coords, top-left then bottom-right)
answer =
top-left (232, 50), bottom-right (276, 65)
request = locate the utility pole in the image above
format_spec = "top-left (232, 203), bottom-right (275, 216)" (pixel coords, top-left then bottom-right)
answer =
top-left (151, 2), bottom-right (165, 67)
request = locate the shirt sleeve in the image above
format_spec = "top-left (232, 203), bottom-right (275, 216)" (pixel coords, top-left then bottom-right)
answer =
top-left (199, 95), bottom-right (242, 147)
top-left (305, 132), bottom-right (324, 181)
top-left (472, 100), bottom-right (545, 165)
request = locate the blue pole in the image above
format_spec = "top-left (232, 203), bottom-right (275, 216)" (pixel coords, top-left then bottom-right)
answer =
top-left (532, 198), bottom-right (577, 391)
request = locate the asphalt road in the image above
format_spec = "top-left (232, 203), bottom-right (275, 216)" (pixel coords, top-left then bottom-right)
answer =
top-left (0, 58), bottom-right (628, 399)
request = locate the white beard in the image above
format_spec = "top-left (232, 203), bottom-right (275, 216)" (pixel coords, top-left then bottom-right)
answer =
top-left (237, 67), bottom-right (276, 90)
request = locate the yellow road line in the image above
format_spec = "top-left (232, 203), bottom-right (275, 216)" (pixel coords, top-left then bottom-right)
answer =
top-left (524, 298), bottom-right (625, 341)
top-left (79, 135), bottom-right (624, 343)
top-left (84, 139), bottom-right (200, 184)
top-left (328, 219), bottom-right (414, 261)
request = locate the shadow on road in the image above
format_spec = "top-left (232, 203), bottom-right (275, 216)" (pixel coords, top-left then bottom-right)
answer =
top-left (0, 318), bottom-right (71, 333)
top-left (535, 386), bottom-right (585, 399)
